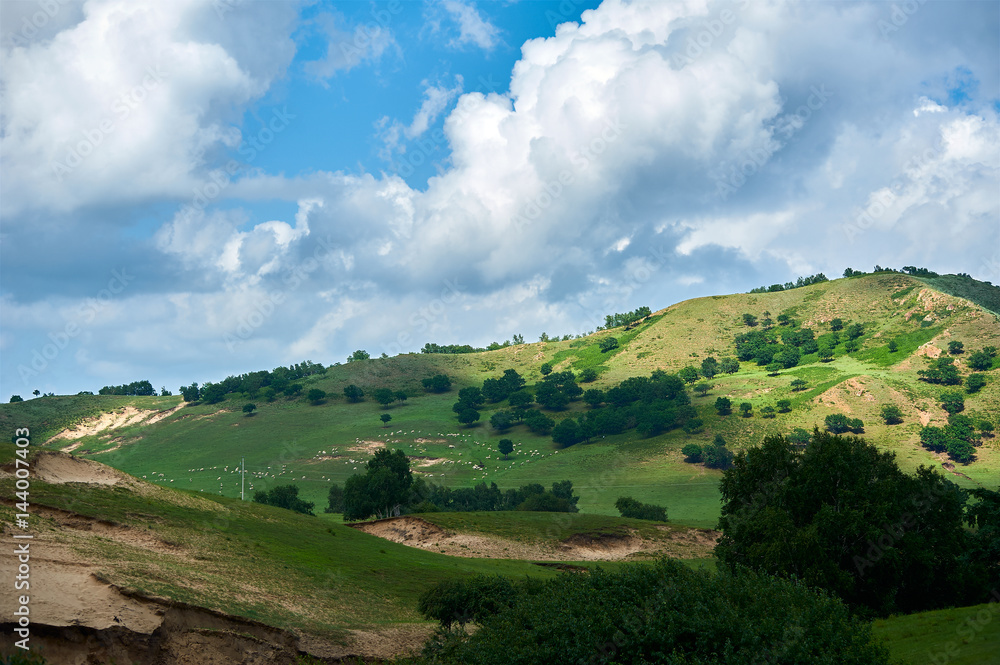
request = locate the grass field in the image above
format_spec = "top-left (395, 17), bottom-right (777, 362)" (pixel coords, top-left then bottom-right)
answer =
top-left (873, 598), bottom-right (1000, 665)
top-left (2, 273), bottom-right (997, 535)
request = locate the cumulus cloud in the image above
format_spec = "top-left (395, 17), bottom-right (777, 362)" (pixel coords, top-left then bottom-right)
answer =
top-left (0, 0), bottom-right (299, 217)
top-left (304, 10), bottom-right (396, 81)
top-left (377, 76), bottom-right (464, 160)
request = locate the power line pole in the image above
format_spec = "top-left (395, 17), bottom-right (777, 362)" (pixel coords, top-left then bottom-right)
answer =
top-left (241, 456), bottom-right (245, 501)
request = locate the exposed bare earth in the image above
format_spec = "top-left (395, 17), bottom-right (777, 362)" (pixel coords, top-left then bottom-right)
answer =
top-left (352, 516), bottom-right (719, 561)
top-left (46, 404), bottom-right (184, 452)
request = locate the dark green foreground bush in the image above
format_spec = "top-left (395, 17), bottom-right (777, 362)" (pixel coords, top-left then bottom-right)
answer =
top-left (410, 559), bottom-right (893, 665)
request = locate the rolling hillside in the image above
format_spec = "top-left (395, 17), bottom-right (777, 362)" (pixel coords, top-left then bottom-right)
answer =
top-left (2, 272), bottom-right (998, 529)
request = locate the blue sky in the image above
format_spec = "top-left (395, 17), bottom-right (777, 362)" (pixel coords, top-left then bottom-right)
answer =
top-left (0, 0), bottom-right (998, 399)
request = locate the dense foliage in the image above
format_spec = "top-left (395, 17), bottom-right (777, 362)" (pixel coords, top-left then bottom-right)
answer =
top-left (615, 496), bottom-right (667, 521)
top-left (748, 272), bottom-right (829, 293)
top-left (716, 432), bottom-right (991, 617)
top-left (413, 560), bottom-right (894, 665)
top-left (252, 484), bottom-right (315, 515)
top-left (413, 480), bottom-right (579, 514)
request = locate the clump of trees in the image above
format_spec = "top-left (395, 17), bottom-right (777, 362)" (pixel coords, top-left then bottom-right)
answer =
top-left (918, 357), bottom-right (962, 385)
top-left (716, 431), bottom-right (998, 617)
top-left (178, 360), bottom-right (326, 404)
top-left (748, 272), bottom-right (829, 294)
top-left (615, 496), bottom-right (667, 521)
top-left (919, 413), bottom-right (981, 464)
top-left (967, 346), bottom-right (997, 371)
top-left (99, 380), bottom-right (155, 396)
top-left (422, 374), bottom-right (452, 393)
top-left (681, 435), bottom-right (734, 469)
top-left (824, 413), bottom-right (864, 434)
top-left (413, 559), bottom-right (895, 664)
top-left (599, 306), bottom-right (652, 330)
top-left (414, 480), bottom-right (580, 514)
top-left (253, 484), bottom-right (314, 515)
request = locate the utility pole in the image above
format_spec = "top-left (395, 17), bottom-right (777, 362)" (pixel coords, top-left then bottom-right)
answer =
top-left (241, 456), bottom-right (245, 501)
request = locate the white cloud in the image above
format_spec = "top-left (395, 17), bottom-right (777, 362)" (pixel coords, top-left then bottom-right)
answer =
top-left (304, 11), bottom-right (395, 81)
top-left (377, 76), bottom-right (464, 159)
top-left (0, 0), bottom-right (298, 217)
top-left (441, 0), bottom-right (500, 51)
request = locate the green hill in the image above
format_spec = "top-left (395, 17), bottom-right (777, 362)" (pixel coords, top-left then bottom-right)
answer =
top-left (3, 273), bottom-right (998, 528)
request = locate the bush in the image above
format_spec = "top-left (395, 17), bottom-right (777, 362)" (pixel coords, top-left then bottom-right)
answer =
top-left (253, 485), bottom-right (315, 515)
top-left (940, 391), bottom-right (965, 414)
top-left (326, 484), bottom-right (344, 513)
top-left (615, 496), bottom-right (667, 521)
top-left (579, 368), bottom-right (598, 382)
top-left (739, 402), bottom-right (753, 417)
top-left (776, 399), bottom-right (791, 413)
top-left (714, 397), bottom-right (732, 415)
top-left (880, 404), bottom-right (903, 425)
top-left (422, 374), bottom-right (452, 392)
top-left (413, 560), bottom-right (893, 665)
top-left (681, 443), bottom-right (703, 463)
top-left (599, 337), bottom-right (619, 353)
top-left (966, 373), bottom-right (986, 394)
top-left (307, 388), bottom-right (326, 404)
top-left (703, 439), bottom-right (734, 470)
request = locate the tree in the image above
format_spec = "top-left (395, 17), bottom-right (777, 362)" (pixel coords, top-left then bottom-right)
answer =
top-left (790, 378), bottom-right (808, 391)
top-left (682, 443), bottom-right (703, 462)
top-left (739, 402), bottom-right (753, 417)
top-left (9, 395), bottom-right (23, 403)
top-left (967, 349), bottom-right (994, 371)
top-left (179, 384), bottom-right (200, 402)
top-left (947, 437), bottom-right (975, 464)
top-left (720, 357), bottom-right (740, 374)
top-left (325, 484), bottom-right (344, 513)
top-left (703, 437), bottom-right (734, 469)
top-left (776, 399), bottom-right (791, 413)
top-left (422, 374), bottom-right (452, 392)
top-left (343, 385), bottom-right (364, 403)
top-left (551, 418), bottom-right (582, 447)
top-left (940, 391), bottom-right (965, 414)
top-left (919, 426), bottom-right (948, 452)
top-left (979, 420), bottom-right (995, 438)
top-left (579, 368), bottom-right (598, 382)
top-left (715, 396), bottom-right (732, 415)
top-left (788, 427), bottom-right (811, 446)
top-left (415, 560), bottom-right (895, 665)
top-left (761, 406), bottom-right (776, 419)
top-left (966, 373), bottom-right (986, 394)
top-left (373, 387), bottom-right (395, 407)
top-left (395, 390), bottom-right (408, 403)
top-left (845, 323), bottom-right (864, 340)
top-left (32, 390), bottom-right (40, 397)
top-left (766, 362), bottom-right (782, 375)
top-left (818, 348), bottom-right (834, 362)
top-left (948, 340), bottom-right (964, 355)
top-left (343, 449), bottom-right (414, 520)
top-left (678, 366), bottom-right (699, 383)
top-left (887, 339), bottom-right (898, 353)
top-left (253, 485), bottom-right (315, 515)
top-left (615, 496), bottom-right (667, 521)
top-left (508, 390), bottom-right (532, 410)
top-left (458, 408), bottom-right (481, 427)
top-left (380, 413), bottom-right (392, 427)
top-left (242, 403), bottom-right (257, 416)
top-left (490, 411), bottom-right (514, 431)
top-left (693, 382), bottom-right (711, 397)
top-left (539, 362), bottom-right (553, 376)
top-left (498, 439), bottom-right (514, 459)
top-left (880, 404), bottom-right (903, 425)
top-left (307, 388), bottom-right (326, 405)
top-left (701, 357), bottom-right (719, 378)
top-left (716, 432), bottom-right (974, 617)
top-left (348, 349), bottom-right (370, 362)
top-left (742, 313), bottom-right (758, 327)
top-left (598, 336), bottom-right (619, 353)
top-left (583, 389), bottom-right (604, 408)
top-left (829, 318), bottom-right (844, 331)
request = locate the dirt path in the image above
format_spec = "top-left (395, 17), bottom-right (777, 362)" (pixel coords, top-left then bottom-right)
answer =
top-left (352, 516), bottom-right (719, 561)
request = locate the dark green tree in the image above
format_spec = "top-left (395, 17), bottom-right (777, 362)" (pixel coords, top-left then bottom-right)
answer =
top-left (348, 349), bottom-right (370, 362)
top-left (498, 438), bottom-right (514, 459)
top-left (790, 378), bottom-right (808, 391)
top-left (761, 406), bottom-right (776, 419)
top-left (539, 362), bottom-right (553, 375)
top-left (582, 388), bottom-right (604, 407)
top-left (579, 368), bottom-right (598, 382)
top-left (966, 373), bottom-right (986, 394)
top-left (598, 337), bottom-right (619, 353)
top-left (701, 357), bottom-right (719, 378)
top-left (887, 339), bottom-right (898, 353)
top-left (380, 413), bottom-right (392, 427)
top-left (325, 484), bottom-right (344, 513)
top-left (508, 390), bottom-right (532, 410)
top-left (739, 402), bottom-right (753, 417)
top-left (458, 408), bottom-right (481, 427)
top-left (9, 395), bottom-right (23, 403)
top-left (307, 388), bottom-right (327, 404)
top-left (373, 387), bottom-right (395, 407)
top-left (678, 366), bottom-right (699, 383)
top-left (343, 385), bottom-right (363, 402)
top-left (940, 391), bottom-right (964, 414)
top-left (490, 411), bottom-right (514, 431)
top-left (948, 340), bottom-right (964, 355)
top-left (242, 403), bottom-right (257, 416)
top-left (343, 449), bottom-right (413, 520)
top-left (967, 349), bottom-right (994, 371)
top-left (716, 432), bottom-right (973, 616)
top-left (715, 396), bottom-right (732, 415)
top-left (422, 374), bottom-right (452, 392)
top-left (395, 390), bottom-right (408, 403)
top-left (615, 496), bottom-right (667, 521)
top-left (693, 382), bottom-right (711, 397)
top-left (880, 404), bottom-right (903, 425)
top-left (253, 484), bottom-right (315, 515)
top-left (776, 399), bottom-right (791, 413)
top-left (720, 357), bottom-right (740, 374)
top-left (742, 313), bottom-right (758, 327)
top-left (682, 443), bottom-right (703, 462)
top-left (830, 318), bottom-right (844, 331)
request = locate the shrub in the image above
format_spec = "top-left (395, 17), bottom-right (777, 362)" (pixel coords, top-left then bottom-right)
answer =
top-left (940, 391), bottom-right (965, 414)
top-left (682, 443), bottom-right (703, 463)
top-left (599, 337), bottom-right (619, 353)
top-left (714, 397), bottom-right (732, 415)
top-left (615, 496), bottom-right (667, 521)
top-left (307, 388), bottom-right (326, 404)
top-left (880, 404), bottom-right (903, 425)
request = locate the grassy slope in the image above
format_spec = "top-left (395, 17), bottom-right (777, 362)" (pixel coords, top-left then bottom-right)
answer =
top-left (2, 274), bottom-right (998, 532)
top-left (873, 600), bottom-right (1000, 665)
